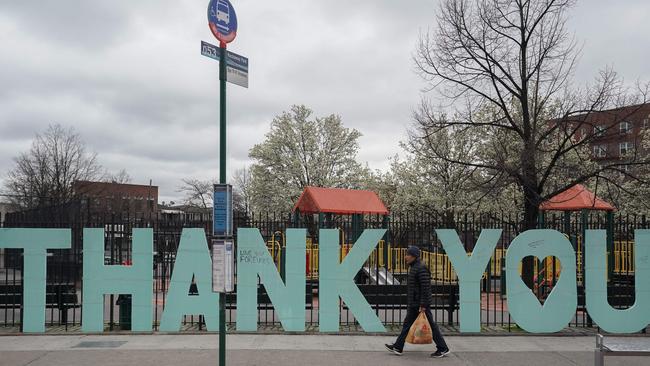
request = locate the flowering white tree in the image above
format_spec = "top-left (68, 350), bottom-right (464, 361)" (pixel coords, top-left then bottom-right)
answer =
top-left (249, 105), bottom-right (367, 212)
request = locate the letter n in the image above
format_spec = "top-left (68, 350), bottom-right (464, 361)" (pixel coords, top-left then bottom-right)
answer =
top-left (236, 228), bottom-right (306, 331)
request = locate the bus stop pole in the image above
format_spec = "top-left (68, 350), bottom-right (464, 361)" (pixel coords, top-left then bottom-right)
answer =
top-left (219, 41), bottom-right (227, 366)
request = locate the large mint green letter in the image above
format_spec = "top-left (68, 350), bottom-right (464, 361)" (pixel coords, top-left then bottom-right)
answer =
top-left (438, 229), bottom-right (501, 332)
top-left (160, 229), bottom-right (219, 331)
top-left (319, 229), bottom-right (386, 332)
top-left (236, 229), bottom-right (306, 331)
top-left (82, 228), bottom-right (153, 332)
top-left (586, 230), bottom-right (650, 333)
top-left (506, 229), bottom-right (576, 333)
top-left (0, 229), bottom-right (70, 333)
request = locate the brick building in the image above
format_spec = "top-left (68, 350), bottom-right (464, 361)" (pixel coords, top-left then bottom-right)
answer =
top-left (73, 181), bottom-right (159, 215)
top-left (574, 103), bottom-right (650, 168)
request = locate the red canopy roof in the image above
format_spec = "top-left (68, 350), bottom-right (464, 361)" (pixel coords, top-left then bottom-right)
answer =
top-left (539, 184), bottom-right (616, 212)
top-left (293, 186), bottom-right (389, 215)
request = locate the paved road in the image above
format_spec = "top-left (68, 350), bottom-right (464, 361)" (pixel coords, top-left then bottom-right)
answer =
top-left (1, 334), bottom-right (649, 365)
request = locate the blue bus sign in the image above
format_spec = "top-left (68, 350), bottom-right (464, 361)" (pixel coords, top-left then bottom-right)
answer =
top-left (213, 184), bottom-right (233, 237)
top-left (208, 0), bottom-right (238, 44)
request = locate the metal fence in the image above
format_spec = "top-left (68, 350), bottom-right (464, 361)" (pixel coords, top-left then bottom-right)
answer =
top-left (0, 208), bottom-right (646, 332)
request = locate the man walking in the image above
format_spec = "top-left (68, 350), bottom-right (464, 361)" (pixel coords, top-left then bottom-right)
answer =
top-left (385, 246), bottom-right (450, 358)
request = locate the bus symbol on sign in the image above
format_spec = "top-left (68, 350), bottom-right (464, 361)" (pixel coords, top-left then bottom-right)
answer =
top-left (216, 0), bottom-right (230, 25)
top-left (208, 0), bottom-right (238, 44)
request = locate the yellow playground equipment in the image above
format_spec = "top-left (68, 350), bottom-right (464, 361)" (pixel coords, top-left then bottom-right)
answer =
top-left (265, 230), bottom-right (636, 283)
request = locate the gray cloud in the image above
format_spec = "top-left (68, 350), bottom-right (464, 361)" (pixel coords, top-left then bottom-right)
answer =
top-left (0, 0), bottom-right (648, 203)
top-left (0, 1), bottom-right (132, 49)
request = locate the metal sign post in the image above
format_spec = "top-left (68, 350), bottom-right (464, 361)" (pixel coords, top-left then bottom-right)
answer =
top-left (205, 1), bottom-right (246, 365)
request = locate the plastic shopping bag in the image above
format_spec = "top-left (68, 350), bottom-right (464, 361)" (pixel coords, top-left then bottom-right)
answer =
top-left (406, 312), bottom-right (433, 344)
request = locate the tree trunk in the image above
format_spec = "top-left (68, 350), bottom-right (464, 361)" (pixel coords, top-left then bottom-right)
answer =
top-left (521, 145), bottom-right (540, 291)
top-left (522, 197), bottom-right (540, 291)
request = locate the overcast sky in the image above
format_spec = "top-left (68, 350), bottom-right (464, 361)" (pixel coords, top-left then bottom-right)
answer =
top-left (0, 0), bottom-right (648, 203)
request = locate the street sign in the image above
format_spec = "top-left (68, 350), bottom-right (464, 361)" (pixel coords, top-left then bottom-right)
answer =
top-left (201, 41), bottom-right (249, 88)
top-left (225, 51), bottom-right (249, 88)
top-left (201, 40), bottom-right (220, 61)
top-left (212, 239), bottom-right (234, 293)
top-left (213, 184), bottom-right (233, 237)
top-left (208, 0), bottom-right (238, 44)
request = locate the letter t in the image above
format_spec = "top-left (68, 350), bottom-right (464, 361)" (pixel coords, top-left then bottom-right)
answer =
top-left (0, 228), bottom-right (71, 333)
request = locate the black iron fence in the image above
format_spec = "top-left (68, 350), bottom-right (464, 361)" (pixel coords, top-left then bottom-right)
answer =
top-left (0, 208), bottom-right (646, 331)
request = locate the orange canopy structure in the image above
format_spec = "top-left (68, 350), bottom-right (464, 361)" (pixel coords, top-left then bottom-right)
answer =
top-left (293, 186), bottom-right (389, 215)
top-left (539, 184), bottom-right (616, 212)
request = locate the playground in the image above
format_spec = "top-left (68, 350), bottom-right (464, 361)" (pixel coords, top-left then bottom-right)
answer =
top-left (0, 184), bottom-right (644, 334)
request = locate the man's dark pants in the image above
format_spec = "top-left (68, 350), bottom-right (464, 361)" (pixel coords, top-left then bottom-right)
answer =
top-left (393, 306), bottom-right (448, 351)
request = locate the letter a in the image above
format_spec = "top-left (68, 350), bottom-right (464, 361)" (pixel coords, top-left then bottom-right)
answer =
top-left (160, 229), bottom-right (220, 332)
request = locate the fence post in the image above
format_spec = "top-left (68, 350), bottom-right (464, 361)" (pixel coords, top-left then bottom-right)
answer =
top-left (606, 211), bottom-right (614, 283)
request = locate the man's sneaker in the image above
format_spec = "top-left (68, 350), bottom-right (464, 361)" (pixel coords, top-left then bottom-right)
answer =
top-left (431, 349), bottom-right (450, 358)
top-left (384, 344), bottom-right (403, 356)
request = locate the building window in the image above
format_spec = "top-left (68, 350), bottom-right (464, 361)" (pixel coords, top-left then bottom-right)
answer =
top-left (593, 145), bottom-right (607, 158)
top-left (594, 125), bottom-right (605, 137)
top-left (619, 142), bottom-right (633, 156)
top-left (643, 117), bottom-right (649, 129)
top-left (619, 121), bottom-right (631, 134)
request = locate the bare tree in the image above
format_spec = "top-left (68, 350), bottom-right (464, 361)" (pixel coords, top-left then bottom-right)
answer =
top-left (177, 178), bottom-right (215, 209)
top-left (3, 124), bottom-right (102, 209)
top-left (414, 0), bottom-right (649, 287)
top-left (232, 166), bottom-right (252, 214)
top-left (104, 169), bottom-right (132, 184)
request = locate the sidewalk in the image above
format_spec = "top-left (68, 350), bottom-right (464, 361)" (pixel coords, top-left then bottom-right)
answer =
top-left (1, 334), bottom-right (648, 366)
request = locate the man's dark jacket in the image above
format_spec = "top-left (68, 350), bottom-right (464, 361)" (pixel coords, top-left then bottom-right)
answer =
top-left (407, 259), bottom-right (432, 308)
